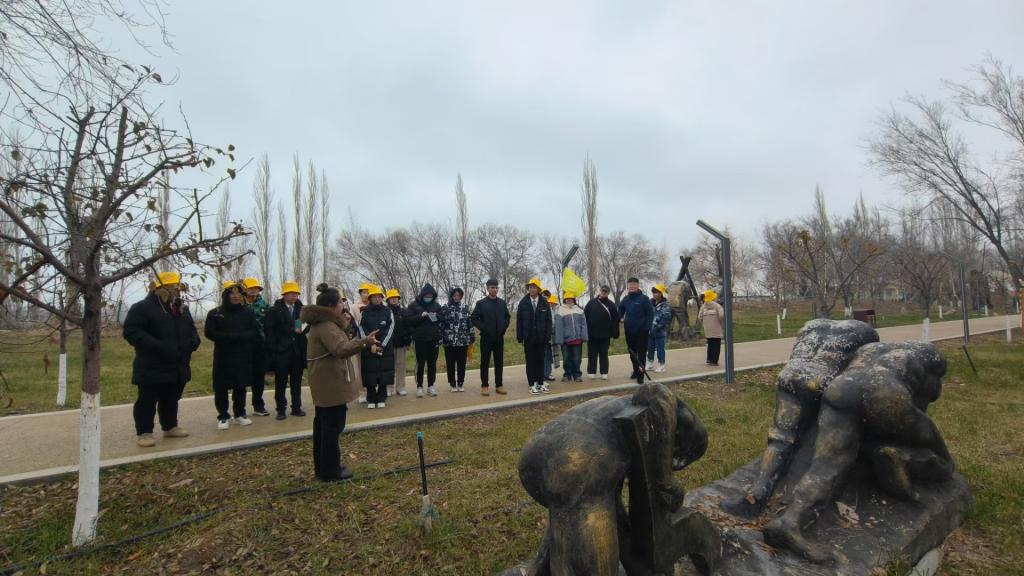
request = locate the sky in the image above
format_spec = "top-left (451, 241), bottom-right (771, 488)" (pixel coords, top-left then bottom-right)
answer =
top-left (107, 0), bottom-right (1024, 260)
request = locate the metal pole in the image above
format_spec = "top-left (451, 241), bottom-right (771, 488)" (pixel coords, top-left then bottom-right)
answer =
top-left (697, 220), bottom-right (735, 384)
top-left (959, 262), bottom-right (969, 345)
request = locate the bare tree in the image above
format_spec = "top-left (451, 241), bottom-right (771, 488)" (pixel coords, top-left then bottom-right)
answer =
top-left (276, 200), bottom-right (289, 292)
top-left (871, 56), bottom-right (1024, 290)
top-left (891, 208), bottom-right (948, 317)
top-left (599, 232), bottom-right (666, 303)
top-left (216, 184), bottom-right (232, 288)
top-left (539, 233), bottom-right (578, 298)
top-left (319, 170), bottom-right (331, 284)
top-left (290, 154), bottom-right (304, 285)
top-left (471, 224), bottom-right (536, 308)
top-left (252, 153), bottom-right (274, 298)
top-left (581, 155), bottom-right (600, 298)
top-left (303, 160), bottom-right (320, 297)
top-left (455, 174), bottom-right (470, 296)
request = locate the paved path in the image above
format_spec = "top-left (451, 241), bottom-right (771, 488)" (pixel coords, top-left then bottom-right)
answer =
top-left (0, 316), bottom-right (1015, 484)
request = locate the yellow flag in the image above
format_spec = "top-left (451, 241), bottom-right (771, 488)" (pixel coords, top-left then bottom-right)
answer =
top-left (562, 268), bottom-right (586, 297)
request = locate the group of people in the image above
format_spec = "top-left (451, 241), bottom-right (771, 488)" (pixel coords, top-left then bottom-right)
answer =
top-left (124, 271), bottom-right (726, 481)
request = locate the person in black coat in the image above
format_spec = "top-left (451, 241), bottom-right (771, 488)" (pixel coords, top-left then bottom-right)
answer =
top-left (204, 282), bottom-right (261, 429)
top-left (265, 282), bottom-right (309, 419)
top-left (405, 283), bottom-right (442, 397)
top-left (471, 278), bottom-right (511, 394)
top-left (386, 289), bottom-right (411, 396)
top-left (360, 286), bottom-right (395, 408)
top-left (123, 273), bottom-right (201, 447)
top-left (583, 285), bottom-right (620, 379)
top-left (516, 278), bottom-right (552, 394)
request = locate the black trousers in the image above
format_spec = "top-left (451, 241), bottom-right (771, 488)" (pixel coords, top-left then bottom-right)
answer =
top-left (364, 371), bottom-right (393, 404)
top-left (313, 404), bottom-right (348, 480)
top-left (251, 346), bottom-right (267, 411)
top-left (133, 384), bottom-right (180, 435)
top-left (587, 338), bottom-right (611, 375)
top-left (479, 338), bottom-right (504, 387)
top-left (274, 350), bottom-right (304, 412)
top-left (414, 340), bottom-right (439, 387)
top-left (215, 386), bottom-right (247, 420)
top-left (523, 339), bottom-right (547, 386)
top-left (707, 337), bottom-right (722, 364)
top-left (625, 332), bottom-right (648, 376)
top-left (444, 345), bottom-right (468, 385)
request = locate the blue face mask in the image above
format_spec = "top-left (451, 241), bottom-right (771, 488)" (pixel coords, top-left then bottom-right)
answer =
top-left (423, 297), bottom-right (434, 304)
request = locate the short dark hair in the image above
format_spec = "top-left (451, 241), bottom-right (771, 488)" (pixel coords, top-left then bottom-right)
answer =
top-left (315, 283), bottom-right (341, 308)
top-left (627, 277), bottom-right (640, 284)
top-left (600, 285), bottom-right (611, 293)
top-left (485, 278), bottom-right (499, 287)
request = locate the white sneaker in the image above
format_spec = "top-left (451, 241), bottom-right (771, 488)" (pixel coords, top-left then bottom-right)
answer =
top-left (601, 374), bottom-right (609, 380)
top-left (457, 385), bottom-right (464, 392)
top-left (530, 384), bottom-right (541, 395)
top-left (378, 402), bottom-right (386, 409)
top-left (655, 365), bottom-right (666, 373)
top-left (540, 383), bottom-right (551, 394)
top-left (428, 386), bottom-right (438, 397)
top-left (387, 387), bottom-right (395, 396)
top-left (232, 416), bottom-right (253, 426)
top-left (358, 396), bottom-right (367, 404)
top-left (645, 360), bottom-right (654, 370)
top-left (587, 374), bottom-right (596, 380)
top-left (367, 403), bottom-right (376, 409)
top-left (398, 390), bottom-right (408, 396)
top-left (416, 388), bottom-right (425, 398)
top-left (450, 385), bottom-right (457, 393)
top-left (217, 419), bottom-right (229, 430)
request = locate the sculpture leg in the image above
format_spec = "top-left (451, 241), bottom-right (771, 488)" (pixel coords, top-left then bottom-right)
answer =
top-left (763, 405), bottom-right (860, 565)
top-left (548, 498), bottom-right (620, 576)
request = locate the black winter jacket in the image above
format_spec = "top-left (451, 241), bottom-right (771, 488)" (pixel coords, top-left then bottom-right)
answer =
top-left (516, 295), bottom-right (552, 343)
top-left (584, 296), bottom-right (621, 340)
top-left (388, 303), bottom-right (412, 348)
top-left (471, 297), bottom-right (510, 343)
top-left (360, 303), bottom-right (396, 374)
top-left (123, 292), bottom-right (201, 388)
top-left (204, 297), bottom-right (261, 392)
top-left (405, 284), bottom-right (442, 342)
top-left (265, 299), bottom-right (308, 369)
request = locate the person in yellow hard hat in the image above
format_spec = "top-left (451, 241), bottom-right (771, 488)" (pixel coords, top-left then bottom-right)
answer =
top-left (385, 289), bottom-right (410, 396)
top-left (516, 277), bottom-right (553, 394)
top-left (698, 289), bottom-right (724, 366)
top-left (205, 281), bottom-right (262, 430)
top-left (359, 285), bottom-right (395, 409)
top-left (242, 278), bottom-right (271, 416)
top-left (554, 291), bottom-right (588, 382)
top-left (647, 283), bottom-right (671, 374)
top-left (266, 281), bottom-right (308, 419)
top-left (123, 271), bottom-right (200, 447)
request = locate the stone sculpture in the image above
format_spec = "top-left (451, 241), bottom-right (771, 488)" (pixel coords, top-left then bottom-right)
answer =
top-left (501, 383), bottom-right (721, 576)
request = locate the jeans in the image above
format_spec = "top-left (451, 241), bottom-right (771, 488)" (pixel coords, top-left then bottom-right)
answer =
top-left (215, 386), bottom-right (247, 420)
top-left (444, 345), bottom-right (468, 385)
top-left (133, 384), bottom-right (180, 435)
top-left (414, 340), bottom-right (439, 387)
top-left (647, 333), bottom-right (666, 365)
top-left (707, 337), bottom-right (722, 364)
top-left (625, 332), bottom-right (649, 377)
top-left (587, 338), bottom-right (610, 375)
top-left (313, 404), bottom-right (348, 480)
top-left (561, 344), bottom-right (583, 378)
top-left (479, 338), bottom-right (504, 387)
top-left (524, 339), bottom-right (546, 386)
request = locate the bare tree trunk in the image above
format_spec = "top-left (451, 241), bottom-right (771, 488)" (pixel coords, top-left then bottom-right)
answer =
top-left (304, 161), bottom-right (320, 297)
top-left (57, 318), bottom-right (68, 407)
top-left (319, 171), bottom-right (331, 283)
top-left (216, 185), bottom-right (232, 288)
top-left (277, 200), bottom-right (289, 291)
top-left (581, 155), bottom-right (599, 297)
top-left (252, 154), bottom-right (274, 299)
top-left (291, 155), bottom-right (304, 288)
top-left (455, 174), bottom-right (469, 294)
top-left (72, 280), bottom-right (103, 546)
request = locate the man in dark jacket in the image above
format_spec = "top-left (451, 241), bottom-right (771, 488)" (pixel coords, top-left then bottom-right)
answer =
top-left (618, 277), bottom-right (654, 384)
top-left (360, 285), bottom-right (395, 408)
top-left (405, 283), bottom-right (442, 397)
top-left (583, 285), bottom-right (620, 380)
top-left (516, 277), bottom-right (552, 394)
top-left (205, 282), bottom-right (261, 429)
top-left (265, 281), bottom-right (308, 419)
top-left (471, 278), bottom-right (511, 395)
top-left (386, 289), bottom-right (411, 396)
top-left (123, 271), bottom-right (201, 448)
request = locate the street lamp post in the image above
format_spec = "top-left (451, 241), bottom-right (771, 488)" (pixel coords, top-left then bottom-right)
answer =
top-left (696, 220), bottom-right (735, 384)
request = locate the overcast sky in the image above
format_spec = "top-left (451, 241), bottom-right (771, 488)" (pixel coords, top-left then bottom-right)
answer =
top-left (117, 1), bottom-right (1024, 257)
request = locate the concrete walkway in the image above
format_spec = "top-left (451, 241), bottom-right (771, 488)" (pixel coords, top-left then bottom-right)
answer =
top-left (0, 316), bottom-right (1015, 484)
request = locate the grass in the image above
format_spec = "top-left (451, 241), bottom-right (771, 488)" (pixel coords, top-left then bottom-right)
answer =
top-left (0, 301), bottom-right (1001, 415)
top-left (0, 333), bottom-right (1020, 575)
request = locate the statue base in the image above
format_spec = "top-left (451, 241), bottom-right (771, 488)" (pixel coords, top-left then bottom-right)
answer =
top-left (678, 453), bottom-right (971, 576)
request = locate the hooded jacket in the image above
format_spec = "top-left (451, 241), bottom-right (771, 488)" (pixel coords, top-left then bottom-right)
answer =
top-left (440, 289), bottom-right (475, 347)
top-left (405, 284), bottom-right (442, 342)
top-left (650, 298), bottom-right (673, 337)
top-left (554, 303), bottom-right (589, 344)
top-left (618, 291), bottom-right (654, 335)
top-left (584, 296), bottom-right (620, 340)
top-left (359, 302), bottom-right (396, 374)
top-left (123, 291), bottom-right (201, 388)
top-left (204, 291), bottom-right (261, 392)
top-left (302, 305), bottom-right (372, 407)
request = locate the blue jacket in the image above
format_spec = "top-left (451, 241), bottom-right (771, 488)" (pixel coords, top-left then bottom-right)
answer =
top-left (618, 291), bottom-right (654, 335)
top-left (650, 299), bottom-right (672, 337)
top-left (553, 305), bottom-right (589, 344)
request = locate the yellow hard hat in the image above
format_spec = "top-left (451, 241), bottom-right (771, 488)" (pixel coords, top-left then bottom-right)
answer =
top-left (367, 284), bottom-right (385, 298)
top-left (652, 283), bottom-right (666, 295)
top-left (221, 280), bottom-right (239, 292)
top-left (526, 277), bottom-right (542, 289)
top-left (547, 294), bottom-right (558, 305)
top-left (704, 289), bottom-right (718, 302)
top-left (242, 277), bottom-right (262, 290)
top-left (358, 282), bottom-right (374, 293)
top-left (563, 291), bottom-right (576, 300)
top-left (281, 281), bottom-right (301, 295)
top-left (385, 288), bottom-right (401, 300)
top-left (156, 271), bottom-right (180, 287)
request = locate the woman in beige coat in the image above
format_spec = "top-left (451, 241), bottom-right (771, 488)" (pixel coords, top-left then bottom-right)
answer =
top-left (697, 290), bottom-right (725, 366)
top-left (301, 283), bottom-right (379, 482)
